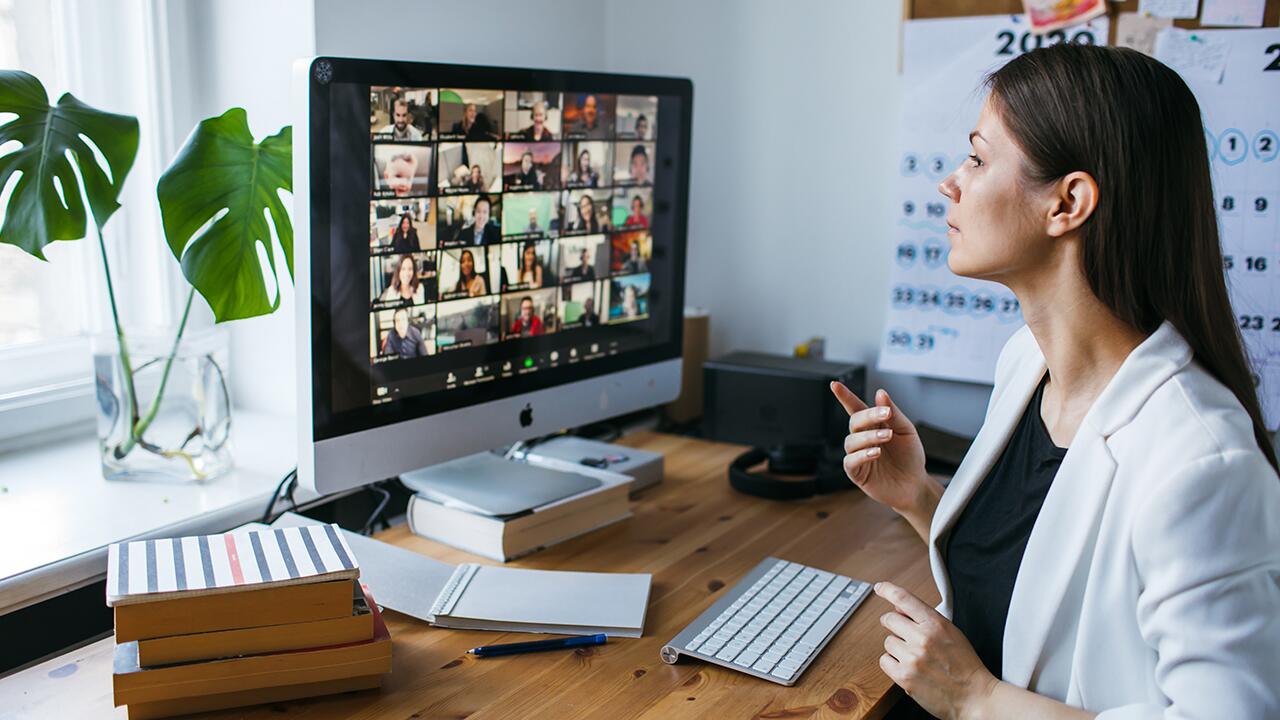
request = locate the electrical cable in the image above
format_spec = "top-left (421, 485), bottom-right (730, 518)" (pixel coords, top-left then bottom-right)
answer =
top-left (261, 467), bottom-right (298, 524)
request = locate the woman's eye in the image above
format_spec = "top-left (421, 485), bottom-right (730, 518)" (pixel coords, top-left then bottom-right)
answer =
top-left (968, 154), bottom-right (983, 168)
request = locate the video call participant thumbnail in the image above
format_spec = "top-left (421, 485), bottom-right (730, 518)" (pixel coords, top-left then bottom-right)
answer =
top-left (373, 144), bottom-right (433, 198)
top-left (503, 142), bottom-right (562, 191)
top-left (616, 95), bottom-right (657, 140)
top-left (562, 189), bottom-right (612, 235)
top-left (501, 288), bottom-right (559, 339)
top-left (558, 234), bottom-right (609, 282)
top-left (437, 142), bottom-right (502, 195)
top-left (370, 199), bottom-right (435, 254)
top-left (436, 295), bottom-right (500, 350)
top-left (371, 87), bottom-right (435, 141)
top-left (438, 89), bottom-right (503, 141)
top-left (613, 189), bottom-right (651, 230)
top-left (610, 231), bottom-right (651, 274)
top-left (559, 280), bottom-right (604, 329)
top-left (562, 92), bottom-right (616, 139)
top-left (371, 253), bottom-right (437, 309)
top-left (501, 191), bottom-right (557, 241)
top-left (607, 273), bottom-right (650, 323)
top-left (497, 239), bottom-right (554, 291)
top-left (504, 92), bottom-right (561, 141)
top-left (372, 306), bottom-right (436, 360)
top-left (439, 247), bottom-right (491, 300)
top-left (613, 142), bottom-right (654, 186)
top-left (563, 141), bottom-right (612, 189)
top-left (439, 194), bottom-right (502, 247)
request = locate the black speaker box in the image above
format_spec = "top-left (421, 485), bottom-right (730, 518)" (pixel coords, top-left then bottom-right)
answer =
top-left (703, 352), bottom-right (866, 499)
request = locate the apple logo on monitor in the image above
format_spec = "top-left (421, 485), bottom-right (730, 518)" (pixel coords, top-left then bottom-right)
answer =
top-left (519, 403), bottom-right (533, 427)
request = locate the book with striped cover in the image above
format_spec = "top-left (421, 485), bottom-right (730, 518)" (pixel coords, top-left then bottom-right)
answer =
top-left (107, 524), bottom-right (360, 607)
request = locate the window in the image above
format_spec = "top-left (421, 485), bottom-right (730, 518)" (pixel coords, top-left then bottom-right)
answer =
top-left (0, 0), bottom-right (181, 447)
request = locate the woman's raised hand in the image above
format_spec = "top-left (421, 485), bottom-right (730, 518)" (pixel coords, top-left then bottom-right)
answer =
top-left (829, 382), bottom-right (931, 515)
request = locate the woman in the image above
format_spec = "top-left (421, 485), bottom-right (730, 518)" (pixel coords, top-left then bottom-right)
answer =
top-left (379, 254), bottom-right (424, 306)
top-left (518, 242), bottom-right (544, 288)
top-left (467, 164), bottom-right (487, 192)
top-left (621, 284), bottom-right (639, 319)
top-left (830, 45), bottom-right (1280, 719)
top-left (518, 101), bottom-right (555, 141)
top-left (389, 212), bottom-right (419, 254)
top-left (624, 195), bottom-right (649, 228)
top-left (452, 249), bottom-right (487, 297)
top-left (569, 149), bottom-right (598, 187)
top-left (572, 195), bottom-right (602, 234)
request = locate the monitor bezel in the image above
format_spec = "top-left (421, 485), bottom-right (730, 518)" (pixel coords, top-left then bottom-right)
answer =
top-left (303, 57), bottom-right (693, 443)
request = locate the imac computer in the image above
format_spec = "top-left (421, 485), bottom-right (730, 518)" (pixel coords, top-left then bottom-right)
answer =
top-left (292, 57), bottom-right (693, 496)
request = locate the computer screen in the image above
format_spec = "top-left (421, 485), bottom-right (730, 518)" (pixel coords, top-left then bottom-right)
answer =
top-left (301, 59), bottom-right (691, 447)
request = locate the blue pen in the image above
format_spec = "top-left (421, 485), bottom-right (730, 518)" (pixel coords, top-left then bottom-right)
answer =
top-left (467, 633), bottom-right (607, 657)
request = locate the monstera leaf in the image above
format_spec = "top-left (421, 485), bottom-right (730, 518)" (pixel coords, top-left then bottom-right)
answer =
top-left (0, 70), bottom-right (139, 258)
top-left (158, 108), bottom-right (292, 322)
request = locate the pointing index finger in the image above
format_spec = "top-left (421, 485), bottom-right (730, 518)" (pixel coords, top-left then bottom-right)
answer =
top-left (830, 381), bottom-right (867, 416)
top-left (874, 582), bottom-right (936, 625)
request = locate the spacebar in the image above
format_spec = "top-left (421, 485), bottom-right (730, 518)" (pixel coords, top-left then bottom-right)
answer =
top-left (798, 605), bottom-right (849, 648)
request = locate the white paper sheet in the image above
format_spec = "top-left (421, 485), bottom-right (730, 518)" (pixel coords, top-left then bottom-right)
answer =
top-left (1154, 27), bottom-right (1232, 83)
top-left (1138, 0), bottom-right (1201, 19)
top-left (1116, 11), bottom-right (1173, 55)
top-left (1200, 0), bottom-right (1266, 27)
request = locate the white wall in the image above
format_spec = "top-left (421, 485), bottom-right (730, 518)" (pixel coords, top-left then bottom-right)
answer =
top-left (162, 0), bottom-right (315, 415)
top-left (601, 0), bottom-right (993, 435)
top-left (202, 0), bottom-right (996, 435)
top-left (313, 0), bottom-right (608, 69)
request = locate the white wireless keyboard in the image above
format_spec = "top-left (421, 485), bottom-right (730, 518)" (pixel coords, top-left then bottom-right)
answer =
top-left (659, 557), bottom-right (872, 686)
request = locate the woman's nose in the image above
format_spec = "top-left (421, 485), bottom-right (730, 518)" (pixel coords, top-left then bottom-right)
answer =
top-left (938, 172), bottom-right (959, 202)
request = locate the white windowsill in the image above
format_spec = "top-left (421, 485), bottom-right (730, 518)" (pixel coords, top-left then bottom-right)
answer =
top-left (0, 409), bottom-right (308, 615)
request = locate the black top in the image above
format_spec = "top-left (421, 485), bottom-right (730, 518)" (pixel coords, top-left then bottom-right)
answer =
top-left (886, 374), bottom-right (1067, 720)
top-left (943, 372), bottom-right (1066, 677)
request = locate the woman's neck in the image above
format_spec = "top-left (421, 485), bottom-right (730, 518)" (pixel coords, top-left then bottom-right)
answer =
top-left (1009, 251), bottom-right (1148, 435)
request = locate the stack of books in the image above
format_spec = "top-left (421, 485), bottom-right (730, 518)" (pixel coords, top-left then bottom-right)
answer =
top-left (407, 457), bottom-right (633, 562)
top-left (106, 524), bottom-right (391, 719)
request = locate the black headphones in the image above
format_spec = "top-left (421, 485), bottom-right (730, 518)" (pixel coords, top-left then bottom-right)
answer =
top-left (727, 446), bottom-right (853, 500)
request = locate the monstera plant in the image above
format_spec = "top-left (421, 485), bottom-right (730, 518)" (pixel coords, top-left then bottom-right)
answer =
top-left (0, 69), bottom-right (292, 479)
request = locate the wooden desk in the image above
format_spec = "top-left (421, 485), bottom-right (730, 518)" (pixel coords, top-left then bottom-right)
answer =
top-left (0, 432), bottom-right (939, 719)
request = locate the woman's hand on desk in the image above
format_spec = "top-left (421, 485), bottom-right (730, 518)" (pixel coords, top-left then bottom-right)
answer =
top-left (875, 582), bottom-right (1098, 720)
top-left (830, 383), bottom-right (941, 540)
top-left (874, 581), bottom-right (996, 720)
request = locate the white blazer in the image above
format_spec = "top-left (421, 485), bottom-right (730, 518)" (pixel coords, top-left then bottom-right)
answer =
top-left (929, 321), bottom-right (1280, 719)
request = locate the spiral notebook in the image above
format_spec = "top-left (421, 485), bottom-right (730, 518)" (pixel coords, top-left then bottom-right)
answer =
top-left (270, 513), bottom-right (651, 637)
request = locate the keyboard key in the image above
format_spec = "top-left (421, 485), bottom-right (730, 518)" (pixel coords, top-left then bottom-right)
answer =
top-left (771, 665), bottom-right (799, 681)
top-left (753, 658), bottom-right (775, 673)
top-left (735, 651), bottom-right (760, 667)
top-left (798, 605), bottom-right (850, 648)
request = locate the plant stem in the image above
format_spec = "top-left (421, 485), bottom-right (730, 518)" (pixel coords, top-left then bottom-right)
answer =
top-left (95, 222), bottom-right (141, 446)
top-left (117, 287), bottom-right (196, 457)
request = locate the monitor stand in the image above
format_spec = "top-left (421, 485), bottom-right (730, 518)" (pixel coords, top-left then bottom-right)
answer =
top-left (398, 450), bottom-right (602, 517)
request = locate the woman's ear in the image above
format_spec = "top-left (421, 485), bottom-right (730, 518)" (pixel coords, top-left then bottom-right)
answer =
top-left (1046, 171), bottom-right (1098, 237)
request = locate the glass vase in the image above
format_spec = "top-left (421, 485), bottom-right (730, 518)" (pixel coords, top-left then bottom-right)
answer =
top-left (93, 326), bottom-right (233, 482)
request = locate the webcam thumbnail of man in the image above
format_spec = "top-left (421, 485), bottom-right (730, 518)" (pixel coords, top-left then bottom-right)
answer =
top-left (371, 87), bottom-right (436, 141)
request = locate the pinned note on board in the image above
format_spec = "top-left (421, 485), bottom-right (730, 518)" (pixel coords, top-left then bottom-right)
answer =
top-left (1200, 0), bottom-right (1267, 26)
top-left (1138, 0), bottom-right (1201, 18)
top-left (1153, 26), bottom-right (1232, 82)
top-left (1022, 0), bottom-right (1106, 33)
top-left (1116, 12), bottom-right (1174, 55)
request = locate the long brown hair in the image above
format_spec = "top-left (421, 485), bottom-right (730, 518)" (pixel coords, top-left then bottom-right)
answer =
top-left (986, 44), bottom-right (1278, 473)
